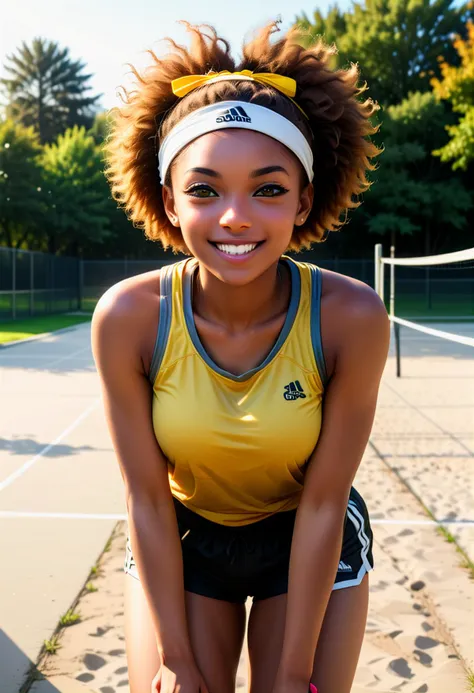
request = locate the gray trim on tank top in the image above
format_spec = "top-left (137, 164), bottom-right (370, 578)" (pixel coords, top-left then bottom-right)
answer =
top-left (148, 263), bottom-right (175, 385)
top-left (182, 257), bottom-right (302, 382)
top-left (309, 264), bottom-right (328, 387)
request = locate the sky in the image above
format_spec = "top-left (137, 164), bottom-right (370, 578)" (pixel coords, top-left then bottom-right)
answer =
top-left (0, 0), bottom-right (349, 112)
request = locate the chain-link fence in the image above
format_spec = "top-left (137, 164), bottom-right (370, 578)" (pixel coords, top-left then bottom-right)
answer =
top-left (0, 247), bottom-right (81, 319)
top-left (81, 255), bottom-right (474, 317)
top-left (1, 247), bottom-right (472, 320)
top-left (80, 259), bottom-right (170, 312)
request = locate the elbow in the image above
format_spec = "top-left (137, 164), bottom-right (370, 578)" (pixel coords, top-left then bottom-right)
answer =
top-left (299, 496), bottom-right (349, 530)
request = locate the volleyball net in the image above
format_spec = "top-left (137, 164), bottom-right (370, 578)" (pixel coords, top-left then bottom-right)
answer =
top-left (374, 244), bottom-right (474, 377)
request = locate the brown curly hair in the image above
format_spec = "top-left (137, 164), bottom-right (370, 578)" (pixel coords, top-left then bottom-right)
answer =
top-left (105, 22), bottom-right (382, 254)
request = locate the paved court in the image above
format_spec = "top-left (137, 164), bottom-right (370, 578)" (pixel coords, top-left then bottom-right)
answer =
top-left (0, 320), bottom-right (473, 693)
top-left (0, 324), bottom-right (126, 693)
top-left (375, 321), bottom-right (474, 560)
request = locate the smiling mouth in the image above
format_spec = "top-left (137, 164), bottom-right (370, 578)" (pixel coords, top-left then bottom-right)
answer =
top-left (209, 241), bottom-right (264, 256)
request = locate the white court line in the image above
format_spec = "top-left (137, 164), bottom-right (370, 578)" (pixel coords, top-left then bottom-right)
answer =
top-left (0, 510), bottom-right (473, 527)
top-left (0, 398), bottom-right (100, 493)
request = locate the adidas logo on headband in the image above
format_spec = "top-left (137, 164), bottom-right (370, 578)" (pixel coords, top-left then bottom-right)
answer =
top-left (216, 106), bottom-right (251, 124)
top-left (158, 101), bottom-right (314, 185)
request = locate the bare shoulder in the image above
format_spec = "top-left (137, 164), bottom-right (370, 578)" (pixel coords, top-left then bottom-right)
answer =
top-left (320, 267), bottom-right (388, 324)
top-left (319, 267), bottom-right (390, 375)
top-left (91, 269), bottom-right (163, 374)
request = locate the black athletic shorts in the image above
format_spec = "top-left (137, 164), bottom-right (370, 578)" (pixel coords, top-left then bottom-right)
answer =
top-left (124, 486), bottom-right (374, 603)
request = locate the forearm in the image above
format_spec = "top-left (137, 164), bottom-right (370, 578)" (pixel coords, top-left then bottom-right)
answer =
top-left (278, 502), bottom-right (346, 682)
top-left (128, 497), bottom-right (194, 664)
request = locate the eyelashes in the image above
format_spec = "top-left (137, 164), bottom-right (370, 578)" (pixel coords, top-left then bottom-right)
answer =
top-left (255, 184), bottom-right (290, 197)
top-left (183, 183), bottom-right (290, 198)
top-left (184, 184), bottom-right (217, 198)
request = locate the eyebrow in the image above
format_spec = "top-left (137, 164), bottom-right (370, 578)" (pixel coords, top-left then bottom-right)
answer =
top-left (185, 165), bottom-right (290, 178)
top-left (186, 167), bottom-right (221, 178)
top-left (250, 165), bottom-right (289, 178)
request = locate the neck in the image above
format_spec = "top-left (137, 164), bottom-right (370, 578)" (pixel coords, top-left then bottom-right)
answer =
top-left (192, 259), bottom-right (290, 332)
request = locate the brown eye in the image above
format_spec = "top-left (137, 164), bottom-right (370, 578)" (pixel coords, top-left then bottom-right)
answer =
top-left (185, 184), bottom-right (218, 198)
top-left (255, 184), bottom-right (289, 197)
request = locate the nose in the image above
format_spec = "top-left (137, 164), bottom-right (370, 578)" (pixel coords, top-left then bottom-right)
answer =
top-left (219, 198), bottom-right (252, 232)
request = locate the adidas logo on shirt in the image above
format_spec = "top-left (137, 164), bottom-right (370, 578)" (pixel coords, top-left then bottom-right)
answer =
top-left (216, 106), bottom-right (251, 123)
top-left (338, 561), bottom-right (352, 572)
top-left (283, 380), bottom-right (306, 401)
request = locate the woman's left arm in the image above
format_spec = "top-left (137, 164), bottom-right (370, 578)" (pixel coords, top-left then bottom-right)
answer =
top-left (274, 286), bottom-right (390, 692)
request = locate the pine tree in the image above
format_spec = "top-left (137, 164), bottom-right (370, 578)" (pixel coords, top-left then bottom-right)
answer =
top-left (1, 38), bottom-right (101, 143)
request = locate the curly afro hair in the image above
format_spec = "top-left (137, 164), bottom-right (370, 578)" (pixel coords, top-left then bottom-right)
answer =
top-left (105, 21), bottom-right (382, 254)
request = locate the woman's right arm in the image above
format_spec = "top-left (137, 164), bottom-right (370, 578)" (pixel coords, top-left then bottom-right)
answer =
top-left (91, 279), bottom-right (196, 671)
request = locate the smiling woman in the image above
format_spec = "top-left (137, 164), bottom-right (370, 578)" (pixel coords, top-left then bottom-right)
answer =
top-left (95, 21), bottom-right (390, 693)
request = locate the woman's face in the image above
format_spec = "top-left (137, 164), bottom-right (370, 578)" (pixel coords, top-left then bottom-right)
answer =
top-left (163, 129), bottom-right (313, 286)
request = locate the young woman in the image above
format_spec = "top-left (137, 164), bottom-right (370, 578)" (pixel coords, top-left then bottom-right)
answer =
top-left (92, 22), bottom-right (390, 693)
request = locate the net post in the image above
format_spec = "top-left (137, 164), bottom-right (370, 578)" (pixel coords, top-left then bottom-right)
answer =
top-left (380, 257), bottom-right (385, 305)
top-left (12, 247), bottom-right (16, 320)
top-left (79, 259), bottom-right (84, 311)
top-left (374, 244), bottom-right (382, 296)
top-left (30, 251), bottom-right (34, 316)
top-left (394, 321), bottom-right (401, 378)
top-left (389, 246), bottom-right (395, 321)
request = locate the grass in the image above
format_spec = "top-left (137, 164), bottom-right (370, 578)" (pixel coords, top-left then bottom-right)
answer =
top-left (436, 525), bottom-right (474, 580)
top-left (85, 581), bottom-right (98, 593)
top-left (80, 297), bottom-right (97, 313)
top-left (0, 314), bottom-right (91, 344)
top-left (87, 560), bottom-right (105, 582)
top-left (43, 635), bottom-right (62, 655)
top-left (58, 609), bottom-right (81, 627)
top-left (466, 669), bottom-right (474, 693)
top-left (387, 295), bottom-right (474, 320)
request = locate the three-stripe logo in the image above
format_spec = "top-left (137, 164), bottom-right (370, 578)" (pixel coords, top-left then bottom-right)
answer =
top-left (216, 106), bottom-right (251, 123)
top-left (283, 380), bottom-right (306, 401)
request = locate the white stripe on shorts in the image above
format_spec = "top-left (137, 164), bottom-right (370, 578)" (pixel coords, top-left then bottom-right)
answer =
top-left (331, 501), bottom-right (373, 591)
top-left (347, 499), bottom-right (373, 572)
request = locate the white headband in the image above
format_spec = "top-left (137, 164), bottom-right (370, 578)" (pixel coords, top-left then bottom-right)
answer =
top-left (158, 101), bottom-right (314, 184)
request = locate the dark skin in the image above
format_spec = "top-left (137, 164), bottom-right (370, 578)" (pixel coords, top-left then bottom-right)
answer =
top-left (92, 129), bottom-right (390, 693)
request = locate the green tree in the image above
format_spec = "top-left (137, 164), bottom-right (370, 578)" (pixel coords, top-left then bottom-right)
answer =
top-left (357, 91), bottom-right (472, 252)
top-left (295, 4), bottom-right (347, 70)
top-left (295, 0), bottom-right (472, 106)
top-left (0, 119), bottom-right (44, 248)
top-left (1, 38), bottom-right (101, 143)
top-left (88, 110), bottom-right (115, 146)
top-left (431, 19), bottom-right (474, 170)
top-left (40, 125), bottom-right (110, 255)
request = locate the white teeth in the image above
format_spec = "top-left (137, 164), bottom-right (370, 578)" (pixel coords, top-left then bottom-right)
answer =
top-left (216, 243), bottom-right (258, 256)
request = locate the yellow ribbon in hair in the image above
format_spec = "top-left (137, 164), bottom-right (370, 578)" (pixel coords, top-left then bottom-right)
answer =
top-left (172, 70), bottom-right (297, 99)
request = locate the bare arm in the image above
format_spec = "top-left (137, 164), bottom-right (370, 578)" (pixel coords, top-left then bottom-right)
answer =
top-left (275, 285), bottom-right (390, 689)
top-left (91, 280), bottom-right (195, 668)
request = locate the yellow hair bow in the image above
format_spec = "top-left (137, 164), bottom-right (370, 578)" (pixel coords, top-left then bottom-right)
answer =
top-left (172, 70), bottom-right (296, 98)
top-left (171, 70), bottom-right (308, 118)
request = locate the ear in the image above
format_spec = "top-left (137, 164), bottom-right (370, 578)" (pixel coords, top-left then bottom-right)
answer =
top-left (294, 182), bottom-right (314, 227)
top-left (162, 184), bottom-right (180, 227)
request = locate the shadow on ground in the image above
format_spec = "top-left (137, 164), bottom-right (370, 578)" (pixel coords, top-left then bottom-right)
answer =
top-left (0, 629), bottom-right (65, 693)
top-left (0, 437), bottom-right (97, 457)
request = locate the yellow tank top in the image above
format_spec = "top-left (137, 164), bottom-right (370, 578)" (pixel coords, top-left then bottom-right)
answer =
top-left (150, 256), bottom-right (327, 526)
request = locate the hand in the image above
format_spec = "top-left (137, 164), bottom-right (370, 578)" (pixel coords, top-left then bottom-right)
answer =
top-left (152, 661), bottom-right (209, 693)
